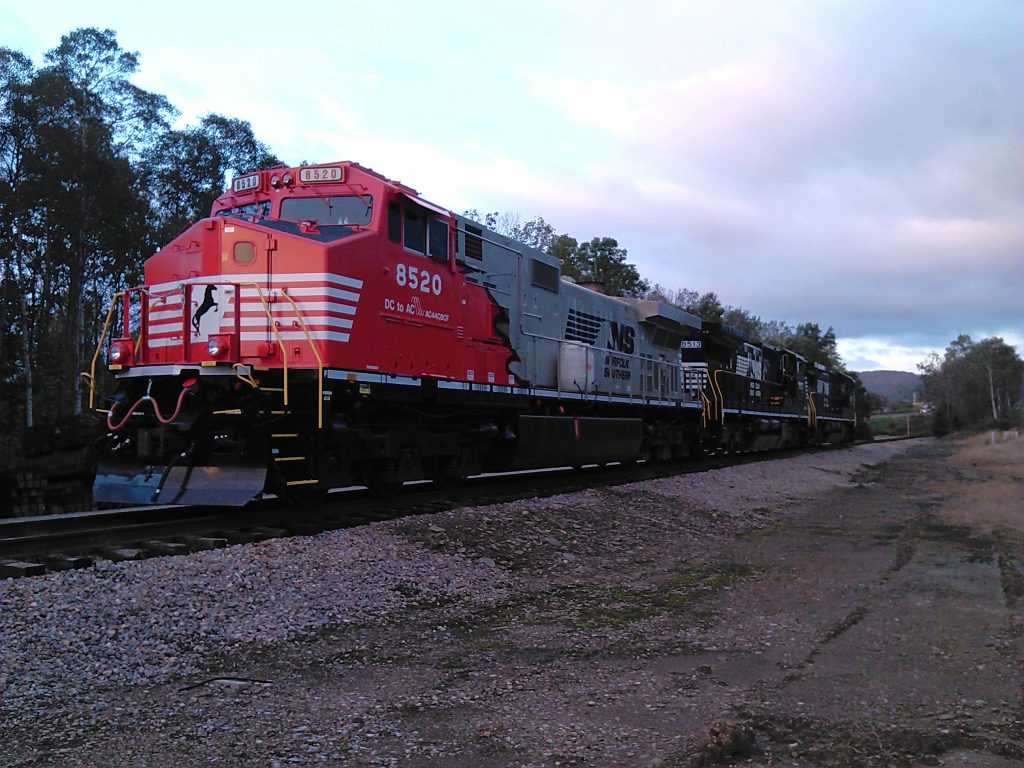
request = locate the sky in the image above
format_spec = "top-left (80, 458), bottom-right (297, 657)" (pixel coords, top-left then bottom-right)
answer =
top-left (2, 0), bottom-right (1021, 372)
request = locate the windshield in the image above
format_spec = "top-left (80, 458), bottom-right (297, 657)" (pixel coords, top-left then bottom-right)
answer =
top-left (280, 195), bottom-right (373, 226)
top-left (216, 201), bottom-right (270, 219)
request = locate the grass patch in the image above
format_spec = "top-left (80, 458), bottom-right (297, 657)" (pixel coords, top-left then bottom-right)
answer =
top-left (575, 564), bottom-right (757, 629)
top-left (437, 564), bottom-right (760, 662)
top-left (869, 412), bottom-right (932, 438)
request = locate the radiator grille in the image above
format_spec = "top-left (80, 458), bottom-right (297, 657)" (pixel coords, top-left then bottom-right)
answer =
top-left (564, 308), bottom-right (603, 345)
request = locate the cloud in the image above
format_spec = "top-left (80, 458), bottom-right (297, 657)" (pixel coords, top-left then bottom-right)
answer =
top-left (533, 79), bottom-right (636, 136)
top-left (531, 4), bottom-right (1024, 354)
top-left (840, 328), bottom-right (1024, 373)
top-left (894, 216), bottom-right (1023, 258)
top-left (837, 337), bottom-right (937, 373)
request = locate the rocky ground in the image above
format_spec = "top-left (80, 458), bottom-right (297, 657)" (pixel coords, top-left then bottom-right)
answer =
top-left (1, 436), bottom-right (1022, 767)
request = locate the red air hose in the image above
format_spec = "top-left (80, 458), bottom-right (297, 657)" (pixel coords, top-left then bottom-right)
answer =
top-left (106, 386), bottom-right (190, 431)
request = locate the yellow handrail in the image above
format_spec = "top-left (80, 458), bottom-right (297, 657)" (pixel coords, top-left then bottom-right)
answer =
top-left (241, 282), bottom-right (325, 429)
top-left (277, 288), bottom-right (325, 429)
top-left (232, 363), bottom-right (258, 389)
top-left (241, 283), bottom-right (291, 407)
top-left (86, 291), bottom-right (125, 410)
top-left (712, 369), bottom-right (727, 422)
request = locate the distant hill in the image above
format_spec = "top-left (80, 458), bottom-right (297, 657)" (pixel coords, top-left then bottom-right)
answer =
top-left (856, 370), bottom-right (922, 405)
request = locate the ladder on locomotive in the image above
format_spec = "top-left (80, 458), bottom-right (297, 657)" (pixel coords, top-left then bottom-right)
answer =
top-left (253, 372), bottom-right (318, 492)
top-left (244, 285), bottom-right (326, 494)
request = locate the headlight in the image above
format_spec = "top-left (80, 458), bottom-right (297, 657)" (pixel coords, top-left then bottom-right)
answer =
top-left (108, 339), bottom-right (133, 365)
top-left (207, 336), bottom-right (228, 358)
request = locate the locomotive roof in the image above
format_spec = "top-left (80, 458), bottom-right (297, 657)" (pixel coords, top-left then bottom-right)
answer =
top-left (619, 299), bottom-right (702, 332)
top-left (211, 161), bottom-right (449, 217)
top-left (701, 321), bottom-right (750, 345)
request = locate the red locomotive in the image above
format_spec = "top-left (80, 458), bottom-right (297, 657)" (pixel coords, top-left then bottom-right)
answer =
top-left (88, 161), bottom-right (855, 506)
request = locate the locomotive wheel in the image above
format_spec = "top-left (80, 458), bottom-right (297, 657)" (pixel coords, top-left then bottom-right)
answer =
top-left (363, 462), bottom-right (404, 498)
top-left (431, 459), bottom-right (465, 491)
top-left (367, 477), bottom-right (403, 498)
top-left (350, 460), bottom-right (401, 501)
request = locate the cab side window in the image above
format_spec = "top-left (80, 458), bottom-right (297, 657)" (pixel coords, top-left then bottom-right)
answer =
top-left (404, 209), bottom-right (427, 253)
top-left (388, 202), bottom-right (401, 243)
top-left (389, 199), bottom-right (449, 263)
top-left (428, 220), bottom-right (448, 262)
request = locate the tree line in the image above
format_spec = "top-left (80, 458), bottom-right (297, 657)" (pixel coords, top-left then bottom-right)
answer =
top-left (919, 335), bottom-right (1023, 433)
top-left (0, 29), bottom-right (279, 464)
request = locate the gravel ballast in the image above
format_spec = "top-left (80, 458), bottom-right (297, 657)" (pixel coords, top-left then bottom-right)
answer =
top-left (4, 438), bottom-right (1021, 767)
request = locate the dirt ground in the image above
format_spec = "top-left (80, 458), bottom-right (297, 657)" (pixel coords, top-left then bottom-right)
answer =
top-left (5, 437), bottom-right (1023, 767)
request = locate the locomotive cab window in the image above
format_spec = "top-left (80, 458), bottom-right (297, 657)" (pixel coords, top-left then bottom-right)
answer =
top-left (388, 202), bottom-right (401, 243)
top-left (428, 219), bottom-right (448, 262)
top-left (392, 200), bottom-right (449, 263)
top-left (217, 201), bottom-right (270, 219)
top-left (404, 209), bottom-right (427, 253)
top-left (280, 195), bottom-right (372, 226)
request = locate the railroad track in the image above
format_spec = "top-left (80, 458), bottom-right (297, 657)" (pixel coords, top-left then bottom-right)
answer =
top-left (0, 444), bottom-right (863, 580)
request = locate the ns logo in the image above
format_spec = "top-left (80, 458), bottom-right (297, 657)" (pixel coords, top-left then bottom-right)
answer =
top-left (608, 321), bottom-right (635, 354)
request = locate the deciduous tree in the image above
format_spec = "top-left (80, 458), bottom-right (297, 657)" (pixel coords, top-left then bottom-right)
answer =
top-left (779, 323), bottom-right (839, 368)
top-left (33, 28), bottom-right (173, 415)
top-left (143, 113), bottom-right (279, 243)
top-left (919, 335), bottom-right (1023, 432)
top-left (462, 210), bottom-right (555, 252)
top-left (556, 235), bottom-right (649, 297)
top-left (0, 29), bottom-right (283, 466)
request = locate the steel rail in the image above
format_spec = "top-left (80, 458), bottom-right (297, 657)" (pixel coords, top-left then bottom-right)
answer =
top-left (0, 441), bottom-right (881, 580)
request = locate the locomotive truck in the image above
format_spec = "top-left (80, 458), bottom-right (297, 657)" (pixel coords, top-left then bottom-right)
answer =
top-left (87, 161), bottom-right (855, 506)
